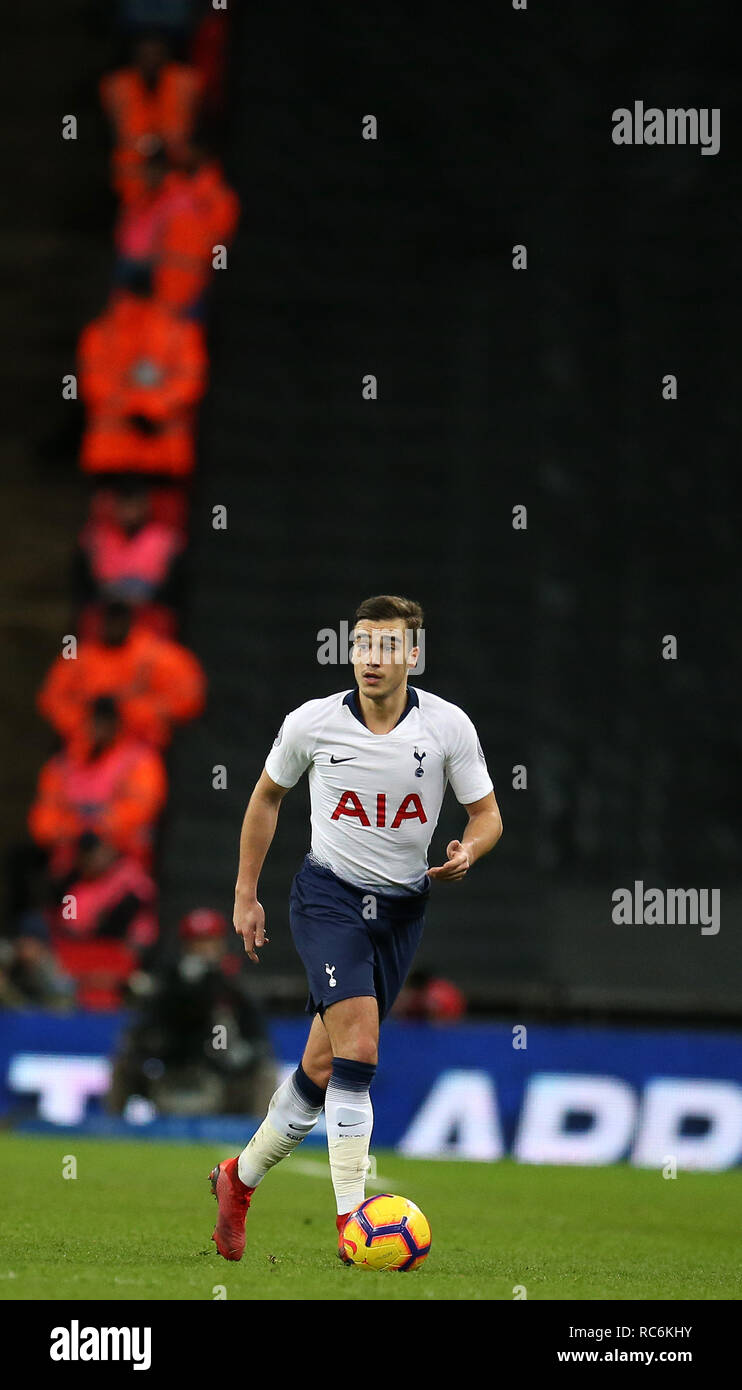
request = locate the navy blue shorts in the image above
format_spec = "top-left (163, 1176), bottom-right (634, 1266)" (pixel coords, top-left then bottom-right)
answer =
top-left (289, 855), bottom-right (429, 1021)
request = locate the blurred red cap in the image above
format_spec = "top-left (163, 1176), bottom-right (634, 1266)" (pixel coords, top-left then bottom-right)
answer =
top-left (425, 978), bottom-right (466, 1021)
top-left (178, 908), bottom-right (227, 940)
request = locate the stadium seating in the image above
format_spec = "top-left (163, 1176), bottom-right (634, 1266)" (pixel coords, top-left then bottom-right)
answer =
top-left (54, 939), bottom-right (137, 1011)
top-left (14, 4), bottom-right (236, 1004)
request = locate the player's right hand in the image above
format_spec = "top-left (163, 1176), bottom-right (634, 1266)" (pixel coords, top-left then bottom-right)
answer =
top-left (233, 894), bottom-right (269, 964)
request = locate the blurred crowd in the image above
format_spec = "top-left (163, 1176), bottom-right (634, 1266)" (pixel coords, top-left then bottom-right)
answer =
top-left (0, 3), bottom-right (274, 1108)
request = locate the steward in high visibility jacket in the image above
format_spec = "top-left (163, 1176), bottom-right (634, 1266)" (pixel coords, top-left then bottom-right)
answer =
top-left (29, 697), bottom-right (167, 876)
top-left (153, 149), bottom-right (240, 315)
top-left (100, 34), bottom-right (202, 206)
top-left (51, 833), bottom-right (158, 952)
top-left (77, 279), bottom-right (207, 478)
top-left (38, 600), bottom-right (206, 749)
top-left (113, 147), bottom-right (192, 267)
top-left (76, 482), bottom-right (185, 607)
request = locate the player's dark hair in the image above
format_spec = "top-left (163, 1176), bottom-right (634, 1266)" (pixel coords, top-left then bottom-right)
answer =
top-left (354, 595), bottom-right (424, 643)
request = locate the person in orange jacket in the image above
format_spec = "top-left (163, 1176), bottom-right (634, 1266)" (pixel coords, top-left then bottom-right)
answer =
top-left (28, 696), bottom-right (168, 877)
top-left (77, 270), bottom-right (208, 479)
top-left (152, 139), bottom-right (241, 317)
top-left (37, 599), bottom-right (206, 749)
top-left (100, 32), bottom-right (203, 206)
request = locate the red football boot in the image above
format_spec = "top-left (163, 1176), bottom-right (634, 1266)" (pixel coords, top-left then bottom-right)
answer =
top-left (209, 1158), bottom-right (255, 1261)
top-left (337, 1211), bottom-right (354, 1264)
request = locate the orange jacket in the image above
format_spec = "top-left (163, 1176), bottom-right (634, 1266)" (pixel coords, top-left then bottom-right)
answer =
top-left (100, 62), bottom-right (202, 204)
top-left (153, 165), bottom-right (241, 312)
top-left (28, 736), bottom-right (167, 869)
top-left (38, 627), bottom-right (206, 748)
top-left (77, 293), bottom-right (207, 476)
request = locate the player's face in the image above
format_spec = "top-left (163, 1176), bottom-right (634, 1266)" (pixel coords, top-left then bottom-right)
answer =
top-left (351, 619), bottom-right (418, 697)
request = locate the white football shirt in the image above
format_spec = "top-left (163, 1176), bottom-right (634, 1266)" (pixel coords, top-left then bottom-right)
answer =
top-left (264, 685), bottom-right (493, 895)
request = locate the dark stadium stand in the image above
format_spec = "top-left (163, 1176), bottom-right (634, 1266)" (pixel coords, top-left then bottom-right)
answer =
top-left (157, 4), bottom-right (741, 1018)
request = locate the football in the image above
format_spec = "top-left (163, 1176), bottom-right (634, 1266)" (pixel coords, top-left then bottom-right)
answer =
top-left (342, 1194), bottom-right (432, 1271)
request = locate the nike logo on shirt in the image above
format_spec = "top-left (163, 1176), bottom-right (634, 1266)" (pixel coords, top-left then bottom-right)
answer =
top-left (329, 755), bottom-right (356, 763)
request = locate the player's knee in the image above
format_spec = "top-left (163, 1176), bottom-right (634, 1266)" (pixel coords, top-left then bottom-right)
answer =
top-left (338, 1036), bottom-right (378, 1067)
top-left (306, 1058), bottom-right (333, 1088)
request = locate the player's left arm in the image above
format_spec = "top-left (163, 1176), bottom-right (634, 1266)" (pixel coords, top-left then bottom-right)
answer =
top-left (428, 791), bottom-right (503, 882)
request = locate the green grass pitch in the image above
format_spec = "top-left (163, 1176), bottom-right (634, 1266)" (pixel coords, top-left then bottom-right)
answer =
top-left (1, 1134), bottom-right (740, 1300)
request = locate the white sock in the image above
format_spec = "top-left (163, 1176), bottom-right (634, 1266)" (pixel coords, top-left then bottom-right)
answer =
top-left (237, 1068), bottom-right (324, 1189)
top-left (325, 1059), bottom-right (376, 1216)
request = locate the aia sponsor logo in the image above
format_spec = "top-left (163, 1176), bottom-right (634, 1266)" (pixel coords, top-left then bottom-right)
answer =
top-left (330, 791), bottom-right (427, 828)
